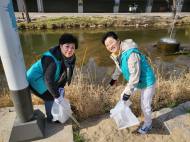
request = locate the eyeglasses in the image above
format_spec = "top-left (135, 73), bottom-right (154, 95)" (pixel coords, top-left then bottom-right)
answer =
top-left (106, 40), bottom-right (118, 49)
top-left (61, 44), bottom-right (75, 50)
top-left (64, 46), bottom-right (75, 50)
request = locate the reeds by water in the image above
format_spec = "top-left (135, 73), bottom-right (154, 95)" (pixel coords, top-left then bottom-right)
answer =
top-left (0, 68), bottom-right (190, 120)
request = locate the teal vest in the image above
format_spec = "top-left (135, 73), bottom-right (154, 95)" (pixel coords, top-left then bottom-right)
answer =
top-left (120, 48), bottom-right (156, 89)
top-left (27, 51), bottom-right (61, 95)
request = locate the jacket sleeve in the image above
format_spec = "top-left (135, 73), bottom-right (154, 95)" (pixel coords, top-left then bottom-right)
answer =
top-left (123, 53), bottom-right (141, 96)
top-left (111, 66), bottom-right (121, 80)
top-left (41, 56), bottom-right (60, 98)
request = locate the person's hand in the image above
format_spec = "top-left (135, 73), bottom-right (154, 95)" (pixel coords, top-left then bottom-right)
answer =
top-left (109, 79), bottom-right (117, 86)
top-left (58, 87), bottom-right (64, 96)
top-left (55, 88), bottom-right (64, 104)
top-left (54, 94), bottom-right (64, 104)
top-left (122, 93), bottom-right (130, 101)
top-left (105, 79), bottom-right (117, 91)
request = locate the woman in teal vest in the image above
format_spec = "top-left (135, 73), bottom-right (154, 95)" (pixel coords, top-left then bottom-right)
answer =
top-left (27, 33), bottom-right (78, 122)
top-left (102, 31), bottom-right (156, 134)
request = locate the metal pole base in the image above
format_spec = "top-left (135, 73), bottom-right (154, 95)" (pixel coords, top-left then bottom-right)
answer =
top-left (9, 109), bottom-right (45, 142)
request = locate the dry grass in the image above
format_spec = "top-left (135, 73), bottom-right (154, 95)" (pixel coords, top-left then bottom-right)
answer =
top-left (0, 93), bottom-right (44, 108)
top-left (0, 69), bottom-right (190, 120)
top-left (0, 95), bottom-right (13, 108)
top-left (65, 68), bottom-right (190, 120)
top-left (0, 76), bottom-right (12, 108)
top-left (153, 71), bottom-right (190, 110)
top-left (64, 68), bottom-right (115, 120)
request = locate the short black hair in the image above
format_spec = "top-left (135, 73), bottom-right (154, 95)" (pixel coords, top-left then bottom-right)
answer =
top-left (59, 33), bottom-right (78, 49)
top-left (101, 31), bottom-right (118, 45)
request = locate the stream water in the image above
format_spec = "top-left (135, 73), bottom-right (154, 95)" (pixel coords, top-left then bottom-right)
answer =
top-left (0, 27), bottom-right (190, 93)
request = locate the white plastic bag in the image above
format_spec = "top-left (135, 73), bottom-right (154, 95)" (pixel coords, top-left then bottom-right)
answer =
top-left (51, 98), bottom-right (72, 123)
top-left (110, 100), bottom-right (139, 130)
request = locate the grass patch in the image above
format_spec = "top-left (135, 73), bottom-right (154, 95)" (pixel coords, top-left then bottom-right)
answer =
top-left (16, 15), bottom-right (190, 30)
top-left (186, 109), bottom-right (190, 113)
top-left (73, 131), bottom-right (85, 142)
top-left (17, 16), bottom-right (114, 30)
top-left (167, 102), bottom-right (178, 108)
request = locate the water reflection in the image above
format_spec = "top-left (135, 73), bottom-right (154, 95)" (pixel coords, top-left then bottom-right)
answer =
top-left (81, 58), bottom-right (114, 84)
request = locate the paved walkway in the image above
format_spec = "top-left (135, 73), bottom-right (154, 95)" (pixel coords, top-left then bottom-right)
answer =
top-left (156, 101), bottom-right (190, 137)
top-left (80, 101), bottom-right (190, 142)
top-left (15, 12), bottom-right (190, 19)
top-left (0, 105), bottom-right (73, 142)
top-left (1, 102), bottom-right (190, 142)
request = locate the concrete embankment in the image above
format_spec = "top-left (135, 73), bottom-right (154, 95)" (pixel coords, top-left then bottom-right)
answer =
top-left (15, 12), bottom-right (190, 30)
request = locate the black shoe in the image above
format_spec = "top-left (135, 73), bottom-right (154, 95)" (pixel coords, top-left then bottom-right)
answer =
top-left (53, 120), bottom-right (61, 123)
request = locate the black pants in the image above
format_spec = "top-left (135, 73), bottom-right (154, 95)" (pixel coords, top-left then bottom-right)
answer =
top-left (29, 85), bottom-right (54, 120)
top-left (29, 85), bottom-right (54, 101)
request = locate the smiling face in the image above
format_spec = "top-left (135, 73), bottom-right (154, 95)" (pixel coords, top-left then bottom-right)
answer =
top-left (60, 43), bottom-right (75, 58)
top-left (104, 37), bottom-right (120, 54)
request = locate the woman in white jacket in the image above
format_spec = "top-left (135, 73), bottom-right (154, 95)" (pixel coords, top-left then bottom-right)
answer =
top-left (102, 31), bottom-right (156, 134)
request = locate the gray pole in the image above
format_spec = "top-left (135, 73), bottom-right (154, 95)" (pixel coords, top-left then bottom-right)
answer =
top-left (113, 0), bottom-right (120, 13)
top-left (78, 0), bottom-right (83, 13)
top-left (0, 0), bottom-right (33, 123)
top-left (146, 0), bottom-right (153, 13)
top-left (16, 0), bottom-right (24, 12)
top-left (0, 0), bottom-right (45, 141)
top-left (37, 0), bottom-right (44, 12)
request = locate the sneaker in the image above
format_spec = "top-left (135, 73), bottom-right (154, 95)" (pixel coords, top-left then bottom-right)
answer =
top-left (53, 120), bottom-right (61, 124)
top-left (138, 124), bottom-right (152, 134)
top-left (47, 118), bottom-right (61, 124)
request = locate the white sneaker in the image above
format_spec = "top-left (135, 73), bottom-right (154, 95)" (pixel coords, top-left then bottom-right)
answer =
top-left (138, 124), bottom-right (152, 134)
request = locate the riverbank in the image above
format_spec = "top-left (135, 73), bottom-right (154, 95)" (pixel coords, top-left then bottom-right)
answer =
top-left (15, 12), bottom-right (190, 30)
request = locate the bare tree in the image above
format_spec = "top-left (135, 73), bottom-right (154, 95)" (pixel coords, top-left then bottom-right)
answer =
top-left (22, 0), bottom-right (31, 23)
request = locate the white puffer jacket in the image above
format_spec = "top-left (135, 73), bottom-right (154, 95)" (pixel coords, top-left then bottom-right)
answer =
top-left (110, 39), bottom-right (141, 96)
